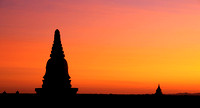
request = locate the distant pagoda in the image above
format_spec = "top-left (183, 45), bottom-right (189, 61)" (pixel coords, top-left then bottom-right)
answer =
top-left (155, 84), bottom-right (163, 96)
top-left (35, 29), bottom-right (78, 95)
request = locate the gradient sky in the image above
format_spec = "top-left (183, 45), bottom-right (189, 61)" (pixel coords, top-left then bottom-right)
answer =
top-left (1, 0), bottom-right (200, 94)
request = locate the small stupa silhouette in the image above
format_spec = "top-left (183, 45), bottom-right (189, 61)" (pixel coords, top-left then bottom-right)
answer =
top-left (155, 84), bottom-right (163, 96)
top-left (2, 91), bottom-right (7, 95)
top-left (16, 91), bottom-right (19, 95)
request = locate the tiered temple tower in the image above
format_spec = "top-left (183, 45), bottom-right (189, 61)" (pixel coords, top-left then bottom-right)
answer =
top-left (35, 29), bottom-right (78, 95)
top-left (155, 84), bottom-right (163, 96)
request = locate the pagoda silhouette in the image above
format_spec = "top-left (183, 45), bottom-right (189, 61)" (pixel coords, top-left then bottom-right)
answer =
top-left (35, 29), bottom-right (78, 95)
top-left (155, 84), bottom-right (163, 96)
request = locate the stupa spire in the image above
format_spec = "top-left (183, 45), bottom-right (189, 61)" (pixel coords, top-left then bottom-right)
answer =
top-left (54, 29), bottom-right (61, 43)
top-left (155, 84), bottom-right (163, 96)
top-left (50, 29), bottom-right (65, 58)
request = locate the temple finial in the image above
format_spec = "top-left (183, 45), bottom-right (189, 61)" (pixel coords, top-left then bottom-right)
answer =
top-left (54, 29), bottom-right (61, 43)
top-left (55, 29), bottom-right (59, 32)
top-left (55, 29), bottom-right (60, 36)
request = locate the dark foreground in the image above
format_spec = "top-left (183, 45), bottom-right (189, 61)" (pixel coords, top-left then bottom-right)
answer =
top-left (0, 94), bottom-right (200, 107)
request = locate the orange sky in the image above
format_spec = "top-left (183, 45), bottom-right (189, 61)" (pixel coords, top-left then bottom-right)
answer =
top-left (1, 0), bottom-right (200, 94)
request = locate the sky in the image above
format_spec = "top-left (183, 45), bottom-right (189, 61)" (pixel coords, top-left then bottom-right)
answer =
top-left (1, 0), bottom-right (200, 94)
